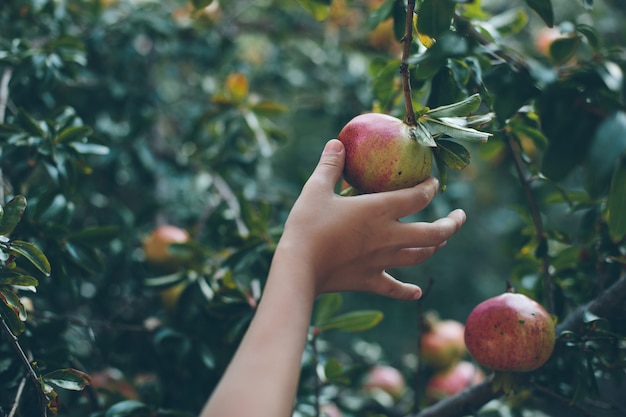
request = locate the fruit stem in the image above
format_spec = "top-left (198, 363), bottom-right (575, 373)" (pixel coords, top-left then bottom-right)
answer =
top-left (401, 0), bottom-right (417, 127)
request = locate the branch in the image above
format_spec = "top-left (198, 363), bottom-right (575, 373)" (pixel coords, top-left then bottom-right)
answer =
top-left (504, 131), bottom-right (554, 314)
top-left (401, 0), bottom-right (417, 126)
top-left (412, 274), bottom-right (626, 417)
top-left (0, 316), bottom-right (48, 416)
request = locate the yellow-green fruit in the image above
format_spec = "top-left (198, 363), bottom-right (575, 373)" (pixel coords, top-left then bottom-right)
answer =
top-left (338, 113), bottom-right (433, 193)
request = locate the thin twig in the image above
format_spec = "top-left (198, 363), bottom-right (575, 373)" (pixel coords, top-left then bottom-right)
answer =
top-left (413, 278), bottom-right (434, 414)
top-left (401, 0), bottom-right (417, 126)
top-left (8, 376), bottom-right (27, 417)
top-left (504, 131), bottom-right (554, 314)
top-left (0, 315), bottom-right (47, 416)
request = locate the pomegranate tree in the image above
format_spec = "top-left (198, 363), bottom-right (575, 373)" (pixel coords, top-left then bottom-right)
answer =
top-left (337, 113), bottom-right (433, 193)
top-left (464, 292), bottom-right (555, 372)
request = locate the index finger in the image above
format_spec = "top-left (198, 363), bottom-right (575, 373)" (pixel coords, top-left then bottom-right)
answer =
top-left (367, 176), bottom-right (440, 220)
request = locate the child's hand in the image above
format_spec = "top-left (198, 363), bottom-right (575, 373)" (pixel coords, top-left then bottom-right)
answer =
top-left (276, 139), bottom-right (466, 300)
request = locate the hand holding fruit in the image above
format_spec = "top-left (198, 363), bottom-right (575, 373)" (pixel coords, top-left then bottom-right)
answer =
top-left (275, 139), bottom-right (466, 299)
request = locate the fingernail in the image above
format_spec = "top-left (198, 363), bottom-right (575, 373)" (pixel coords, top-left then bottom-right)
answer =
top-left (324, 139), bottom-right (343, 154)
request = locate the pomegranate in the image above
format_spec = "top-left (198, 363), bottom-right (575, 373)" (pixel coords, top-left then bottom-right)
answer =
top-left (425, 361), bottom-right (485, 402)
top-left (464, 292), bottom-right (555, 372)
top-left (420, 318), bottom-right (467, 370)
top-left (337, 113), bottom-right (433, 193)
top-left (143, 224), bottom-right (190, 271)
top-left (363, 365), bottom-right (406, 399)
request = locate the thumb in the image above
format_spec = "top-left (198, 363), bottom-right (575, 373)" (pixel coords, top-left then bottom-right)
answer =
top-left (307, 139), bottom-right (345, 191)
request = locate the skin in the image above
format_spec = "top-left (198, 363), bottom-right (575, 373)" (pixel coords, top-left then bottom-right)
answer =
top-left (200, 139), bottom-right (466, 417)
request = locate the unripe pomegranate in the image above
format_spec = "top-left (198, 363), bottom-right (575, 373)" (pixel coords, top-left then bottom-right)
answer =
top-left (143, 225), bottom-right (190, 271)
top-left (420, 318), bottom-right (466, 370)
top-left (464, 292), bottom-right (555, 372)
top-left (338, 113), bottom-right (433, 193)
top-left (363, 365), bottom-right (406, 399)
top-left (425, 361), bottom-right (485, 402)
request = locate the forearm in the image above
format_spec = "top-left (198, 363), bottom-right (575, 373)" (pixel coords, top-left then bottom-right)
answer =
top-left (200, 250), bottom-right (316, 417)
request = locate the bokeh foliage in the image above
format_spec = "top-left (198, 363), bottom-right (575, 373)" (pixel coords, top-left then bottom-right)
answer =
top-left (0, 0), bottom-right (625, 416)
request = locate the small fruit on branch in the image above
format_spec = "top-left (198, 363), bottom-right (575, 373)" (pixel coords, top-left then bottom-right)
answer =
top-left (464, 292), bottom-right (556, 372)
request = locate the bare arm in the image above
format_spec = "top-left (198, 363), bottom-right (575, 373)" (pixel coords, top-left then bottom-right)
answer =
top-left (200, 139), bottom-right (466, 417)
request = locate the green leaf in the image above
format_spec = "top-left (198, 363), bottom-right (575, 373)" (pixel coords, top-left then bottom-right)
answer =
top-left (9, 241), bottom-right (51, 276)
top-left (584, 111), bottom-right (626, 197)
top-left (297, 0), bottom-right (331, 21)
top-left (537, 79), bottom-right (604, 181)
top-left (314, 293), bottom-right (342, 326)
top-left (56, 126), bottom-right (93, 144)
top-left (426, 93), bottom-right (482, 118)
top-left (549, 35), bottom-right (581, 65)
top-left (435, 139), bottom-right (471, 170)
top-left (483, 64), bottom-right (540, 123)
top-left (324, 357), bottom-right (350, 385)
top-left (607, 155), bottom-right (626, 242)
top-left (524, 0), bottom-right (554, 27)
top-left (0, 272), bottom-right (39, 287)
top-left (0, 196), bottom-right (27, 236)
top-left (190, 0), bottom-right (213, 10)
top-left (417, 0), bottom-right (456, 38)
top-left (366, 0), bottom-right (395, 30)
top-left (16, 108), bottom-right (46, 137)
top-left (104, 400), bottom-right (152, 417)
top-left (43, 368), bottom-right (91, 391)
top-left (69, 225), bottom-right (121, 245)
top-left (433, 149), bottom-right (449, 191)
top-left (315, 310), bottom-right (383, 333)
top-left (411, 122), bottom-right (437, 147)
top-left (68, 142), bottom-right (110, 155)
top-left (0, 288), bottom-right (26, 335)
top-left (423, 118), bottom-right (491, 142)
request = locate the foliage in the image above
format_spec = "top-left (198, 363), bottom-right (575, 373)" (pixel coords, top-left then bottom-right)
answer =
top-left (0, 0), bottom-right (625, 417)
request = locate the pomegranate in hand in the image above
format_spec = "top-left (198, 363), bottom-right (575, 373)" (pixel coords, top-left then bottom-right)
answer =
top-left (337, 113), bottom-right (433, 193)
top-left (464, 292), bottom-right (555, 372)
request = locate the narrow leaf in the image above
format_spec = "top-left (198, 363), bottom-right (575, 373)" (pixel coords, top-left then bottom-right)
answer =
top-left (607, 156), bottom-right (626, 242)
top-left (366, 0), bottom-right (395, 30)
top-left (410, 123), bottom-right (437, 147)
top-left (0, 272), bottom-right (39, 287)
top-left (424, 118), bottom-right (491, 142)
top-left (524, 0), bottom-right (554, 27)
top-left (0, 196), bottom-right (27, 236)
top-left (314, 293), bottom-right (342, 326)
top-left (297, 0), bottom-right (331, 21)
top-left (9, 241), bottom-right (51, 276)
top-left (104, 400), bottom-right (151, 417)
top-left (68, 142), bottom-right (110, 155)
top-left (549, 35), bottom-right (581, 65)
top-left (426, 93), bottom-right (482, 118)
top-left (56, 126), bottom-right (93, 144)
top-left (0, 288), bottom-right (26, 335)
top-left (316, 310), bottom-right (383, 333)
top-left (436, 139), bottom-right (471, 170)
top-left (417, 0), bottom-right (456, 38)
top-left (43, 368), bottom-right (91, 391)
top-left (16, 108), bottom-right (46, 137)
